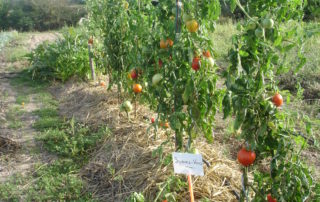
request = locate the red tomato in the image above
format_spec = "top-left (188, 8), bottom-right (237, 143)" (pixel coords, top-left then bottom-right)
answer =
top-left (162, 200), bottom-right (168, 202)
top-left (151, 118), bottom-right (155, 123)
top-left (237, 148), bottom-right (256, 166)
top-left (267, 194), bottom-right (277, 202)
top-left (272, 93), bottom-right (283, 107)
top-left (130, 69), bottom-right (138, 79)
top-left (192, 57), bottom-right (201, 71)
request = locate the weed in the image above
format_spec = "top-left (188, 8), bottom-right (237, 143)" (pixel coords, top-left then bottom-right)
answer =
top-left (5, 106), bottom-right (25, 129)
top-left (32, 117), bottom-right (64, 131)
top-left (36, 122), bottom-right (110, 159)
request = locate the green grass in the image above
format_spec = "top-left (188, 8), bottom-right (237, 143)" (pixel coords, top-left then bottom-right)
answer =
top-left (5, 106), bottom-right (25, 129)
top-left (3, 47), bottom-right (29, 62)
top-left (0, 160), bottom-right (94, 201)
top-left (211, 19), bottom-right (238, 60)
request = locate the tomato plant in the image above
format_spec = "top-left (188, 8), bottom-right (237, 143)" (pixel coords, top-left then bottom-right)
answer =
top-left (224, 0), bottom-right (313, 201)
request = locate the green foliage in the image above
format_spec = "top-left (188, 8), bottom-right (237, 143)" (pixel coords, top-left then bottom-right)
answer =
top-left (0, 0), bottom-right (86, 31)
top-left (37, 122), bottom-right (110, 158)
top-left (154, 175), bottom-right (187, 202)
top-left (28, 27), bottom-right (92, 82)
top-left (220, 0), bottom-right (319, 20)
top-left (34, 104), bottom-right (110, 158)
top-left (125, 192), bottom-right (145, 202)
top-left (224, 0), bottom-right (316, 201)
top-left (0, 160), bottom-right (93, 201)
top-left (304, 0), bottom-right (320, 20)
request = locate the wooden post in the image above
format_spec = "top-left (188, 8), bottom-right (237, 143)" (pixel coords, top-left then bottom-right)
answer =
top-left (88, 43), bottom-right (96, 81)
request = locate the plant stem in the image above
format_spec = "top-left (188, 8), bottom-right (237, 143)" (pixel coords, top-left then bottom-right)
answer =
top-left (88, 44), bottom-right (96, 81)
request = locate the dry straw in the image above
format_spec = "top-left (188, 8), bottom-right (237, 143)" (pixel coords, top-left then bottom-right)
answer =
top-left (51, 79), bottom-right (242, 201)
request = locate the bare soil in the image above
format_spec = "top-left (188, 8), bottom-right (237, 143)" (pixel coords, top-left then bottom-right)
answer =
top-left (0, 33), bottom-right (57, 182)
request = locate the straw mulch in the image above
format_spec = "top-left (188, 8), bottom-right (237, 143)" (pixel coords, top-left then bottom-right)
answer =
top-left (51, 79), bottom-right (242, 202)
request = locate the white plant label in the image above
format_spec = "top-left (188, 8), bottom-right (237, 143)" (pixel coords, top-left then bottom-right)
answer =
top-left (172, 152), bottom-right (204, 176)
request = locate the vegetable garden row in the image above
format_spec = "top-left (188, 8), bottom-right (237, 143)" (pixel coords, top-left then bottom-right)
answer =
top-left (87, 0), bottom-right (315, 201)
top-left (30, 0), bottom-right (317, 201)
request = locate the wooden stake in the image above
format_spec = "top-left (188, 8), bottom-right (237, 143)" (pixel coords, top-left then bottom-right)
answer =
top-left (88, 44), bottom-right (96, 81)
top-left (188, 175), bottom-right (195, 202)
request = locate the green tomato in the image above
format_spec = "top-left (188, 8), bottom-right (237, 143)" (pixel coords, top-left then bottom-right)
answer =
top-left (152, 73), bottom-right (162, 86)
top-left (122, 100), bottom-right (133, 112)
top-left (172, 7), bottom-right (176, 15)
top-left (206, 57), bottom-right (215, 67)
top-left (262, 18), bottom-right (274, 29)
top-left (255, 28), bottom-right (265, 38)
top-left (247, 20), bottom-right (257, 30)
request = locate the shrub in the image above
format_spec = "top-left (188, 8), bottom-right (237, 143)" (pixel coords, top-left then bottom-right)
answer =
top-left (28, 27), bottom-right (92, 82)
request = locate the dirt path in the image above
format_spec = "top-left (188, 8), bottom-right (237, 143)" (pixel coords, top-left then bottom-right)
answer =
top-left (0, 33), bottom-right (57, 182)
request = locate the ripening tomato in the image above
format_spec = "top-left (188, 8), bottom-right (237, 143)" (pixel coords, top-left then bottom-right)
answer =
top-left (166, 38), bottom-right (174, 47)
top-left (272, 93), bottom-right (283, 107)
top-left (203, 50), bottom-right (211, 58)
top-left (160, 122), bottom-right (169, 128)
top-left (123, 1), bottom-right (129, 10)
top-left (133, 84), bottom-right (142, 93)
top-left (237, 148), bottom-right (256, 166)
top-left (160, 39), bottom-right (167, 49)
top-left (186, 20), bottom-right (199, 33)
top-left (151, 118), bottom-right (155, 123)
top-left (164, 122), bottom-right (169, 128)
top-left (130, 69), bottom-right (138, 79)
top-left (192, 57), bottom-right (201, 71)
top-left (267, 194), bottom-right (277, 202)
top-left (162, 200), bottom-right (168, 202)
